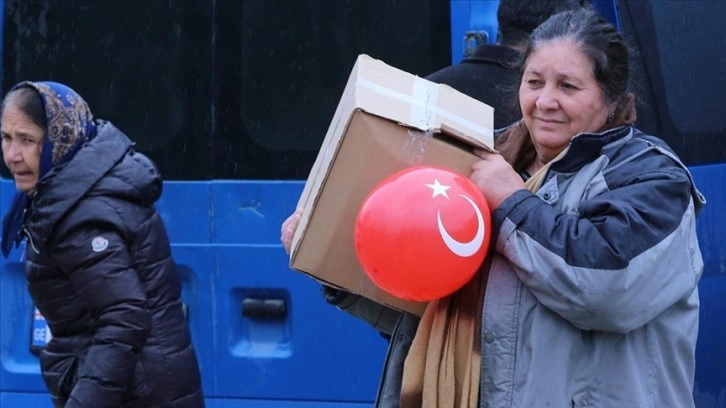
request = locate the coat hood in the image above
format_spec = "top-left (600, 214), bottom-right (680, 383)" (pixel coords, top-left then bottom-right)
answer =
top-left (25, 121), bottom-right (162, 251)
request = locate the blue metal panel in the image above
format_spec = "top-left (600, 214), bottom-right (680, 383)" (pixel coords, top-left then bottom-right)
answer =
top-left (690, 164), bottom-right (726, 408)
top-left (450, 0), bottom-right (500, 65)
top-left (157, 181), bottom-right (212, 244)
top-left (207, 181), bottom-right (386, 400)
top-left (1, 162), bottom-right (723, 406)
top-left (0, 179), bottom-right (388, 404)
top-left (0, 259), bottom-right (47, 393)
top-left (691, 164), bottom-right (726, 279)
top-left (0, 393), bottom-right (376, 408)
top-left (592, 0), bottom-right (621, 30)
top-left (212, 245), bottom-right (385, 400)
top-left (469, 0), bottom-right (500, 43)
top-left (203, 400), bottom-right (373, 408)
top-left (209, 181), bottom-right (302, 244)
top-left (0, 182), bottom-right (47, 394)
top-left (167, 246), bottom-right (217, 398)
top-left (0, 392), bottom-right (53, 407)
top-left (449, 0), bottom-right (469, 64)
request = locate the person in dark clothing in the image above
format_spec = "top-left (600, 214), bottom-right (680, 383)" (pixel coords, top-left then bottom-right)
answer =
top-left (425, 0), bottom-right (590, 129)
top-left (1, 81), bottom-right (204, 408)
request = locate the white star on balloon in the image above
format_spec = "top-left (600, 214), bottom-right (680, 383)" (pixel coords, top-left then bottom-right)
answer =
top-left (425, 178), bottom-right (450, 199)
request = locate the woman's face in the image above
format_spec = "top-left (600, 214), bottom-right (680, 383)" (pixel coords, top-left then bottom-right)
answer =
top-left (519, 39), bottom-right (612, 163)
top-left (1, 103), bottom-right (44, 192)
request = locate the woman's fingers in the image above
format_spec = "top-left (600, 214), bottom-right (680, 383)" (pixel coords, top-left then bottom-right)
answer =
top-left (470, 153), bottom-right (525, 210)
top-left (281, 208), bottom-right (303, 255)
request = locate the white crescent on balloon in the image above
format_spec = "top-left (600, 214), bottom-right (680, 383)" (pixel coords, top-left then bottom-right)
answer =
top-left (436, 194), bottom-right (485, 257)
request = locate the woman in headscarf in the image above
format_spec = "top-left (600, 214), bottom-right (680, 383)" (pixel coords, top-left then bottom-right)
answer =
top-left (1, 81), bottom-right (204, 408)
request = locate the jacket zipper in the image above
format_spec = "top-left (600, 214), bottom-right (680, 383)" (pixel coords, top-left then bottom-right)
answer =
top-left (534, 171), bottom-right (547, 192)
top-left (22, 227), bottom-right (40, 254)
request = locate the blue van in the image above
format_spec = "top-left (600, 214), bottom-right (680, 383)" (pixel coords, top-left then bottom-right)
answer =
top-left (0, 0), bottom-right (723, 406)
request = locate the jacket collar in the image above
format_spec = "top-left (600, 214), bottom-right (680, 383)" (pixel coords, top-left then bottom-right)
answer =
top-left (463, 44), bottom-right (522, 69)
top-left (552, 126), bottom-right (633, 173)
top-left (25, 121), bottom-right (132, 252)
top-left (494, 122), bottom-right (634, 175)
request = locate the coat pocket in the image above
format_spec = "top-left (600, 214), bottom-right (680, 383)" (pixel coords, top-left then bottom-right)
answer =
top-left (122, 359), bottom-right (157, 407)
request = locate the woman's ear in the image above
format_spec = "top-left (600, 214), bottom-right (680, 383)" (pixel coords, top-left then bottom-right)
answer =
top-left (608, 100), bottom-right (619, 115)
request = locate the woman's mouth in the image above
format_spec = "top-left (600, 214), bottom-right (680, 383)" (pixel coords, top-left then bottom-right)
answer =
top-left (535, 117), bottom-right (564, 124)
top-left (13, 171), bottom-right (33, 180)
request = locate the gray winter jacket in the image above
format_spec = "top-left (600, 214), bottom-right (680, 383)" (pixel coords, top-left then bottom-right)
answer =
top-left (331, 126), bottom-right (705, 408)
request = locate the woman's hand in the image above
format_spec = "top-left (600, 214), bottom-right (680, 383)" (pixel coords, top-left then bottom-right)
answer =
top-left (281, 208), bottom-right (303, 255)
top-left (470, 149), bottom-right (527, 210)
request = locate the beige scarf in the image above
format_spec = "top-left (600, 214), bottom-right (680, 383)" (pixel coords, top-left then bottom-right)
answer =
top-left (398, 155), bottom-right (547, 408)
top-left (399, 94), bottom-right (637, 407)
top-left (399, 260), bottom-right (489, 408)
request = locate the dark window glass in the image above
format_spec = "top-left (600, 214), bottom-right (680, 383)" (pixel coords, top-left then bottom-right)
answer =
top-left (2, 0), bottom-right (214, 180)
top-left (2, 0), bottom-right (451, 180)
top-left (618, 0), bottom-right (726, 166)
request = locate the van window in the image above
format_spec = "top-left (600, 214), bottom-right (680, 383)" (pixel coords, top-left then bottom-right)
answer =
top-left (1, 0), bottom-right (451, 180)
top-left (619, 0), bottom-right (726, 166)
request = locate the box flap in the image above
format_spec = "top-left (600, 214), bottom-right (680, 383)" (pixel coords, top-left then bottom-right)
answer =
top-left (295, 54), bottom-right (494, 214)
top-left (350, 54), bottom-right (494, 149)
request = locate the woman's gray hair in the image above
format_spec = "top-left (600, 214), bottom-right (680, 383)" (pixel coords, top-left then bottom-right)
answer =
top-left (522, 7), bottom-right (632, 108)
top-left (1, 86), bottom-right (46, 130)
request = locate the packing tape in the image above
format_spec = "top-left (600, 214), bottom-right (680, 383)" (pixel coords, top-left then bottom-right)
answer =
top-left (411, 77), bottom-right (438, 130)
top-left (355, 78), bottom-right (492, 140)
top-left (403, 129), bottom-right (434, 166)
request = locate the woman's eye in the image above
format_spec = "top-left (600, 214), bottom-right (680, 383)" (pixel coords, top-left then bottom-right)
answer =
top-left (20, 137), bottom-right (38, 146)
top-left (562, 83), bottom-right (577, 90)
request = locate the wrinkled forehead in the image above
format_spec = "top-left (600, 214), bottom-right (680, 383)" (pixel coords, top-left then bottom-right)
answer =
top-left (528, 37), bottom-right (586, 60)
top-left (1, 86), bottom-right (39, 118)
top-left (524, 37), bottom-right (595, 76)
top-left (0, 92), bottom-right (44, 136)
top-left (0, 108), bottom-right (43, 133)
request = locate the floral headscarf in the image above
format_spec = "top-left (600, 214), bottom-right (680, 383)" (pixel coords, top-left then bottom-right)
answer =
top-left (1, 81), bottom-right (96, 257)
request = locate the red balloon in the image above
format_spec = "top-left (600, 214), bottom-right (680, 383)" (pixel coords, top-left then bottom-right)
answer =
top-left (354, 165), bottom-right (491, 302)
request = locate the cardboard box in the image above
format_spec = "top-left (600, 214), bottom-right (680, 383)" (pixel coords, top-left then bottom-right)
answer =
top-left (290, 54), bottom-right (494, 316)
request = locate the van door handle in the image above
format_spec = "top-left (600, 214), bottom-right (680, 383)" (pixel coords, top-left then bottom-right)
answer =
top-left (241, 298), bottom-right (287, 320)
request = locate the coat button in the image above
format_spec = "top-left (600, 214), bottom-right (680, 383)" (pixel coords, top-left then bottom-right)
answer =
top-left (484, 333), bottom-right (495, 344)
top-left (542, 192), bottom-right (551, 200)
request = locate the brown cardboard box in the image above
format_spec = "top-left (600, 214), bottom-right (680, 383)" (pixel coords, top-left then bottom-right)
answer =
top-left (289, 54), bottom-right (494, 316)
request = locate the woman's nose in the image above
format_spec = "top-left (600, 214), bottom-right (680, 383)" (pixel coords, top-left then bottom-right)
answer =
top-left (535, 88), bottom-right (559, 111)
top-left (3, 141), bottom-right (22, 163)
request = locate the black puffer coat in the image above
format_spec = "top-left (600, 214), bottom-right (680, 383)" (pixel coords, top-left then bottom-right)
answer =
top-left (22, 121), bottom-right (204, 407)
